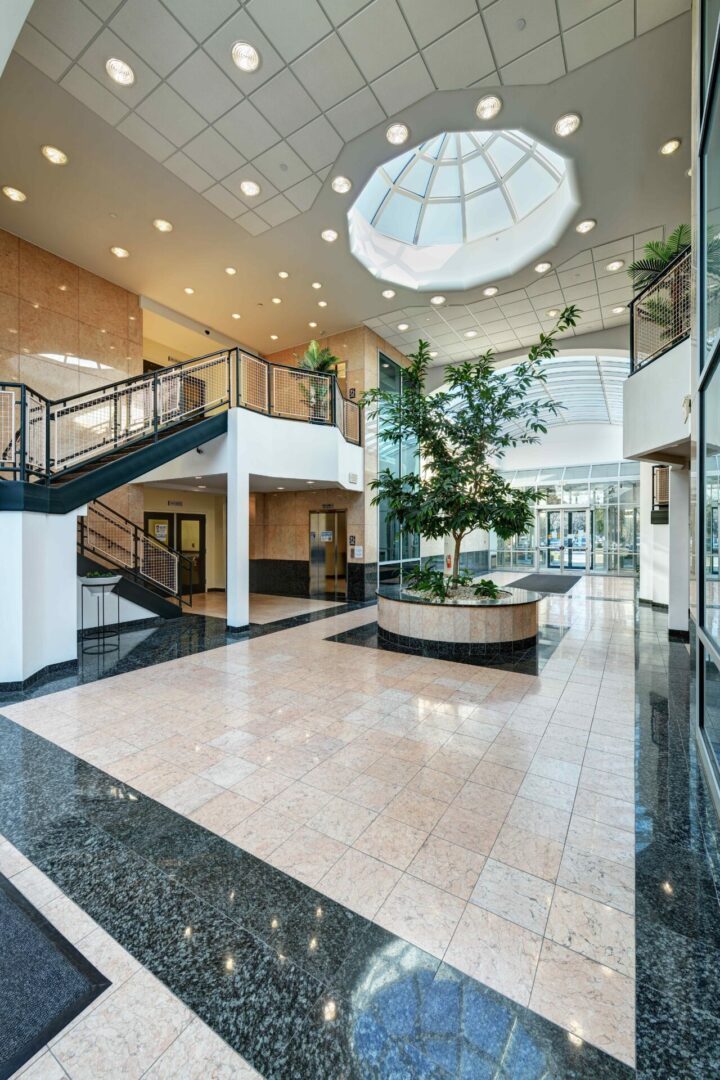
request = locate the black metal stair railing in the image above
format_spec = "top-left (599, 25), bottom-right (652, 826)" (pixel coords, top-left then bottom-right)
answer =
top-left (629, 248), bottom-right (691, 371)
top-left (79, 499), bottom-right (193, 608)
top-left (0, 347), bottom-right (362, 485)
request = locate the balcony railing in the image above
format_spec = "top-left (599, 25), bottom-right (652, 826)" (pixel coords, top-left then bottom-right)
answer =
top-left (630, 248), bottom-right (691, 371)
top-left (0, 347), bottom-right (361, 483)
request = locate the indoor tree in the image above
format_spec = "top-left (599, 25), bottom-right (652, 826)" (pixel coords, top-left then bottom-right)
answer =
top-left (298, 339), bottom-right (339, 419)
top-left (361, 307), bottom-right (580, 592)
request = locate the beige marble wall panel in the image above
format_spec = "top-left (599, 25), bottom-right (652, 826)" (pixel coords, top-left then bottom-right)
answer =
top-left (127, 295), bottom-right (142, 346)
top-left (79, 269), bottom-right (128, 337)
top-left (0, 347), bottom-right (19, 381)
top-left (0, 231), bottom-right (18, 294)
top-left (78, 323), bottom-right (131, 373)
top-left (379, 598), bottom-right (539, 644)
top-left (19, 302), bottom-right (79, 362)
top-left (0, 291), bottom-right (20, 352)
top-left (18, 352), bottom-right (82, 399)
top-left (18, 240), bottom-right (79, 319)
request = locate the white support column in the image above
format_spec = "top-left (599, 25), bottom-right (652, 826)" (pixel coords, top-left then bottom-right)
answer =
top-left (0, 511), bottom-right (79, 687)
top-left (668, 465), bottom-right (690, 635)
top-left (226, 410), bottom-right (250, 631)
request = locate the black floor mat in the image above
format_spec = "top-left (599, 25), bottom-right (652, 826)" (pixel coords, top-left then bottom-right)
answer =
top-left (508, 573), bottom-right (581, 594)
top-left (0, 873), bottom-right (110, 1079)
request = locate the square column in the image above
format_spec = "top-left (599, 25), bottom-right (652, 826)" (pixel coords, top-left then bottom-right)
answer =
top-left (668, 465), bottom-right (690, 637)
top-left (226, 411), bottom-right (250, 632)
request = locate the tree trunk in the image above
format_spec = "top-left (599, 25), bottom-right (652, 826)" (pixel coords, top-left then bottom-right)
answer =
top-left (453, 533), bottom-right (462, 578)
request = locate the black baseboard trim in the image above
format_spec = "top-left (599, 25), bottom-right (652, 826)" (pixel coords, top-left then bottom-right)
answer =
top-left (78, 615), bottom-right (167, 639)
top-left (377, 624), bottom-right (538, 659)
top-left (639, 598), bottom-right (669, 611)
top-left (227, 623), bottom-right (250, 634)
top-left (208, 587), bottom-right (226, 593)
top-left (0, 658), bottom-right (78, 693)
top-left (669, 628), bottom-right (691, 642)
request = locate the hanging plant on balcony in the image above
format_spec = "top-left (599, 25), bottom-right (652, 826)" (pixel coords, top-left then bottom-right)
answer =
top-left (298, 339), bottom-right (339, 421)
top-left (627, 224), bottom-right (691, 291)
top-left (360, 307), bottom-right (580, 591)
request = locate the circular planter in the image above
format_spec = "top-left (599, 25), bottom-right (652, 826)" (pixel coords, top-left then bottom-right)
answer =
top-left (376, 583), bottom-right (542, 659)
top-left (79, 574), bottom-right (122, 596)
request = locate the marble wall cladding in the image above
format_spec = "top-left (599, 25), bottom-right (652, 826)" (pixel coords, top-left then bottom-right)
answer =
top-left (251, 488), bottom-right (365, 563)
top-left (0, 228), bottom-right (143, 395)
top-left (378, 597), bottom-right (539, 645)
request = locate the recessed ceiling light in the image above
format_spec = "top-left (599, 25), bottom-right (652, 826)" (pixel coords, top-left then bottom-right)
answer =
top-left (2, 186), bottom-right (26, 202)
top-left (272, 297), bottom-right (282, 304)
top-left (231, 41), bottom-right (260, 72)
top-left (240, 180), bottom-right (260, 197)
top-left (465, 330), bottom-right (478, 338)
top-left (105, 57), bottom-right (135, 85)
top-left (197, 484), bottom-right (206, 489)
top-left (687, 167), bottom-right (693, 177)
top-left (612, 306), bottom-right (626, 314)
top-left (277, 486), bottom-right (285, 490)
top-left (278, 270), bottom-right (289, 278)
top-left (475, 95), bottom-right (502, 120)
top-left (309, 321), bottom-right (318, 328)
top-left (575, 219), bottom-right (596, 234)
top-left (232, 312), bottom-right (241, 319)
top-left (430, 295), bottom-right (446, 305)
top-left (386, 123), bottom-right (409, 146)
top-left (110, 246), bottom-right (128, 258)
top-left (429, 350), bottom-right (438, 358)
top-left (312, 281), bottom-right (322, 289)
top-left (660, 138), bottom-right (681, 155)
top-left (270, 334), bottom-right (278, 340)
top-left (317, 300), bottom-right (327, 308)
top-left (535, 262), bottom-right (552, 273)
top-left (397, 322), bottom-right (409, 331)
top-left (554, 113), bottom-right (581, 137)
top-left (153, 218), bottom-right (173, 232)
top-left (195, 476), bottom-right (203, 480)
top-left (184, 286), bottom-right (194, 294)
top-left (41, 145), bottom-right (68, 166)
top-left (321, 229), bottom-right (338, 242)
top-left (306, 480), bottom-right (315, 484)
top-left (606, 259), bottom-right (624, 272)
top-left (483, 286), bottom-right (498, 297)
top-left (225, 266), bottom-right (237, 275)
top-left (546, 308), bottom-right (560, 317)
top-left (382, 289), bottom-right (396, 299)
top-left (331, 176), bottom-right (352, 194)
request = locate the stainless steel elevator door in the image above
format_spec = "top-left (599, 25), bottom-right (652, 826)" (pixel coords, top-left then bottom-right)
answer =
top-left (309, 510), bottom-right (347, 598)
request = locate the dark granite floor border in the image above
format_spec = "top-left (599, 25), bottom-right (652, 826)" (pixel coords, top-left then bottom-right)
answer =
top-left (635, 606), bottom-right (720, 1078)
top-left (326, 620), bottom-right (569, 675)
top-left (0, 603), bottom-right (376, 707)
top-left (0, 871), bottom-right (110, 1078)
top-left (0, 715), bottom-right (631, 1079)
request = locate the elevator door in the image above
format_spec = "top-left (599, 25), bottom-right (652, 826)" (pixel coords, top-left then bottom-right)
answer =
top-left (309, 511), bottom-right (347, 599)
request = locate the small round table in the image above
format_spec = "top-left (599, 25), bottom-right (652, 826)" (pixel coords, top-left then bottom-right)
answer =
top-left (79, 577), bottom-right (121, 655)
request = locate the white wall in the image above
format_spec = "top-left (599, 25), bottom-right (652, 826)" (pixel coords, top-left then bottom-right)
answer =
top-left (78, 584), bottom-right (156, 630)
top-left (0, 1), bottom-right (34, 76)
top-left (639, 462), bottom-right (669, 607)
top-left (500, 423), bottom-right (624, 470)
top-left (0, 510), bottom-right (79, 685)
top-left (623, 338), bottom-right (691, 460)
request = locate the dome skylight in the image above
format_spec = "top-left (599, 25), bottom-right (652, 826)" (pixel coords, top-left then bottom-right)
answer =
top-left (348, 129), bottom-right (579, 292)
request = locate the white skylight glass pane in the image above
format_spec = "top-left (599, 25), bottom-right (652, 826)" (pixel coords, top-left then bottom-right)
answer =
top-left (419, 202), bottom-right (463, 245)
top-left (402, 159), bottom-right (433, 196)
top-left (384, 149), bottom-right (414, 182)
top-left (440, 135), bottom-right (458, 160)
top-left (430, 165), bottom-right (461, 198)
top-left (462, 154), bottom-right (494, 193)
top-left (465, 187), bottom-right (513, 240)
top-left (459, 133), bottom-right (476, 156)
top-left (537, 145), bottom-right (566, 173)
top-left (355, 169), bottom-right (389, 222)
top-left (487, 137), bottom-right (525, 176)
top-left (504, 159), bottom-right (558, 217)
top-left (423, 135), bottom-right (443, 159)
top-left (377, 193), bottom-right (421, 243)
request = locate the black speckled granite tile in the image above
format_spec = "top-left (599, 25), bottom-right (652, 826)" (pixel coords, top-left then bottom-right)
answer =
top-left (636, 841), bottom-right (720, 948)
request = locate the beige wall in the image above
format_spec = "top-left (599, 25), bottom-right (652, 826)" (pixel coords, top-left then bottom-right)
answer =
top-left (141, 487), bottom-right (227, 590)
top-left (267, 325), bottom-right (409, 567)
top-left (0, 226), bottom-right (144, 523)
top-left (250, 487), bottom-right (364, 564)
top-left (142, 337), bottom-right (193, 367)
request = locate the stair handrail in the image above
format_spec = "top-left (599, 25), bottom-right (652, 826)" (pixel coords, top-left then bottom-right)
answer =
top-left (80, 498), bottom-right (193, 609)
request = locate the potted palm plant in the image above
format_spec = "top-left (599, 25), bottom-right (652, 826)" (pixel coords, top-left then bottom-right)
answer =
top-left (298, 339), bottom-right (339, 422)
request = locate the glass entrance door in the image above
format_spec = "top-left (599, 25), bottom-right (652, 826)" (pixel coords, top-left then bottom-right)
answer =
top-left (538, 509), bottom-right (563, 569)
top-left (564, 509), bottom-right (589, 570)
top-left (537, 508), bottom-right (589, 571)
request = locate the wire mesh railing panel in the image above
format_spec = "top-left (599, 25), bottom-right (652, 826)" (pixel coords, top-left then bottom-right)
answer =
top-left (156, 352), bottom-right (230, 427)
top-left (85, 507), bottom-right (135, 570)
top-left (25, 391), bottom-right (48, 473)
top-left (344, 400), bottom-right (361, 445)
top-left (238, 353), bottom-right (269, 412)
top-left (334, 381), bottom-right (344, 436)
top-left (271, 366), bottom-right (331, 423)
top-left (139, 534), bottom-right (179, 594)
top-left (53, 394), bottom-right (118, 470)
top-left (0, 389), bottom-right (17, 472)
top-left (632, 250), bottom-right (691, 369)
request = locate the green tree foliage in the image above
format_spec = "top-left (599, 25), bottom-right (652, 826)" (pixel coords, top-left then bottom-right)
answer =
top-left (361, 307), bottom-right (580, 580)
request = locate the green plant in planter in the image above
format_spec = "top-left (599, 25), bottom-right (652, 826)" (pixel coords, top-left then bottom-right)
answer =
top-left (361, 307), bottom-right (580, 581)
top-left (298, 339), bottom-right (339, 420)
top-left (83, 568), bottom-right (118, 578)
top-left (474, 578), bottom-right (501, 600)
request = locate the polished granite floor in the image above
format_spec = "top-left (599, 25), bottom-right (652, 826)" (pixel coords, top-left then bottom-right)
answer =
top-left (1, 574), bottom-right (718, 1077)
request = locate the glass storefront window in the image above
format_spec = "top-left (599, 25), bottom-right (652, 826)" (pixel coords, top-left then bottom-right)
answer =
top-left (704, 0), bottom-right (720, 98)
top-left (704, 87), bottom-right (720, 362)
top-left (703, 362), bottom-right (720, 646)
top-left (702, 650), bottom-right (720, 774)
top-left (378, 353), bottom-right (421, 578)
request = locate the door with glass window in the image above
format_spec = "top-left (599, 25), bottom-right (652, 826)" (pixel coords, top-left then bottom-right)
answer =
top-left (564, 510), bottom-right (589, 570)
top-left (538, 509), bottom-right (563, 569)
top-left (537, 508), bottom-right (589, 570)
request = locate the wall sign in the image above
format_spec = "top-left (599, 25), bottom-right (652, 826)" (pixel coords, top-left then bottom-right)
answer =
top-left (320, 531), bottom-right (333, 542)
top-left (167, 500), bottom-right (183, 506)
top-left (349, 387), bottom-right (356, 399)
top-left (349, 535), bottom-right (356, 545)
top-left (354, 545), bottom-right (364, 559)
top-left (154, 524), bottom-right (168, 542)
top-left (321, 502), bottom-right (334, 509)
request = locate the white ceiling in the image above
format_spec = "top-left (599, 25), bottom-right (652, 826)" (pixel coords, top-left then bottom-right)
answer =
top-left (0, 1), bottom-right (692, 364)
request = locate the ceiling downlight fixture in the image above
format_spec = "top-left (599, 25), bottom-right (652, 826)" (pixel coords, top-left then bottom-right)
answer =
top-left (184, 286), bottom-right (194, 294)
top-left (554, 113), bottom-right (581, 137)
top-left (465, 330), bottom-right (478, 338)
top-left (232, 312), bottom-right (241, 319)
top-left (110, 246), bottom-right (129, 258)
top-left (382, 289), bottom-right (396, 299)
top-left (106, 57), bottom-right (135, 86)
top-left (312, 281), bottom-right (322, 289)
top-left (153, 218), bottom-right (173, 232)
top-left (3, 186), bottom-right (27, 202)
top-left (483, 286), bottom-right (498, 297)
top-left (225, 266), bottom-right (237, 275)
top-left (606, 259), bottom-right (624, 272)
top-left (475, 95), bottom-right (502, 120)
top-left (231, 42), bottom-right (260, 72)
top-left (575, 219), bottom-right (596, 234)
top-left (240, 180), bottom-right (260, 197)
top-left (321, 229), bottom-right (338, 242)
top-left (660, 138), bottom-right (681, 155)
top-left (278, 270), bottom-right (289, 278)
top-left (430, 295), bottom-right (446, 305)
top-left (535, 261), bottom-right (552, 273)
top-left (397, 322), bottom-right (409, 331)
top-left (41, 145), bottom-right (68, 165)
top-left (612, 306), bottom-right (626, 314)
top-left (331, 175), bottom-right (352, 194)
top-left (386, 123), bottom-right (409, 146)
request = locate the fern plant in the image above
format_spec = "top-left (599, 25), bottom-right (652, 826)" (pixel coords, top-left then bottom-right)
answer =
top-left (298, 339), bottom-right (339, 419)
top-left (627, 224), bottom-right (690, 291)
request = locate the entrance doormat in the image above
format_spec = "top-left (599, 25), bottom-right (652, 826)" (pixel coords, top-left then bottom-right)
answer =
top-left (0, 872), bottom-right (110, 1079)
top-left (508, 574), bottom-right (581, 595)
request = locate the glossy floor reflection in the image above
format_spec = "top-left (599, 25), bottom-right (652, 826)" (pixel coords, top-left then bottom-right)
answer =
top-left (0, 716), bottom-right (631, 1079)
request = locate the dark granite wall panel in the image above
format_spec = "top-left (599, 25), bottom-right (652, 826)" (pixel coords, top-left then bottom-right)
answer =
top-left (347, 562), bottom-right (377, 602)
top-left (250, 559), bottom-right (309, 597)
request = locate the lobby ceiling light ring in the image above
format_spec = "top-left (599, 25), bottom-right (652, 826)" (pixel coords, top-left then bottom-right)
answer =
top-left (386, 123), bottom-right (410, 146)
top-left (231, 42), bottom-right (260, 72)
top-left (3, 186), bottom-right (27, 202)
top-left (41, 145), bottom-right (68, 166)
top-left (106, 57), bottom-right (135, 86)
top-left (475, 95), bottom-right (502, 121)
top-left (331, 176), bottom-right (352, 194)
top-left (110, 245), bottom-right (129, 258)
top-left (554, 113), bottom-right (581, 137)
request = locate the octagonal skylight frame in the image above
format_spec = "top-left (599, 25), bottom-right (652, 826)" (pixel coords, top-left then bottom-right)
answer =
top-left (348, 129), bottom-right (580, 292)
